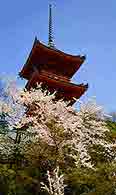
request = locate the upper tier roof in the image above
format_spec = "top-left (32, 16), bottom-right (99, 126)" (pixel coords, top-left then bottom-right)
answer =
top-left (19, 37), bottom-right (86, 79)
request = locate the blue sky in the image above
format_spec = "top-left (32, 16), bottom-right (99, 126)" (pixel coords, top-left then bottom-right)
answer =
top-left (0, 0), bottom-right (115, 112)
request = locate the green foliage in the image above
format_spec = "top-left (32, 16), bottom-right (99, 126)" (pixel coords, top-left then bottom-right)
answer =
top-left (66, 162), bottom-right (116, 195)
top-left (107, 120), bottom-right (116, 131)
top-left (106, 120), bottom-right (116, 141)
top-left (0, 164), bottom-right (16, 195)
top-left (0, 113), bottom-right (9, 134)
top-left (88, 144), bottom-right (114, 165)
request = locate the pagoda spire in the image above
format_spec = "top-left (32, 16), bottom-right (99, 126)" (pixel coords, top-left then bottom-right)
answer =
top-left (48, 4), bottom-right (55, 48)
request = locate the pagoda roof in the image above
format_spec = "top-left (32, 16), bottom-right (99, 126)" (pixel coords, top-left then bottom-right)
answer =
top-left (19, 37), bottom-right (86, 79)
top-left (25, 70), bottom-right (88, 100)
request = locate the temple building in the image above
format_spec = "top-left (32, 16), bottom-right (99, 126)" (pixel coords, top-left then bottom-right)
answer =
top-left (19, 4), bottom-right (88, 105)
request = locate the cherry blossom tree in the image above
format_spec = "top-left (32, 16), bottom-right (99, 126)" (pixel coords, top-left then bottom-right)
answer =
top-left (0, 80), bottom-right (115, 194)
top-left (41, 166), bottom-right (65, 195)
top-left (0, 83), bottom-right (114, 167)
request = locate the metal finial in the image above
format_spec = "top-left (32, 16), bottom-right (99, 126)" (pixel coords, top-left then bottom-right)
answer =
top-left (48, 4), bottom-right (55, 48)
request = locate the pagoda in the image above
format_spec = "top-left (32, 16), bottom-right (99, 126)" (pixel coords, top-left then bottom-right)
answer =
top-left (19, 4), bottom-right (88, 105)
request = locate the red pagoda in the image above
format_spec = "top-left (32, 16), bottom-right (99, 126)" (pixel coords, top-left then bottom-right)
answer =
top-left (19, 4), bottom-right (88, 105)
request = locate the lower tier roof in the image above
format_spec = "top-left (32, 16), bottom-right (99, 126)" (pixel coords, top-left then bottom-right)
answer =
top-left (25, 71), bottom-right (88, 101)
